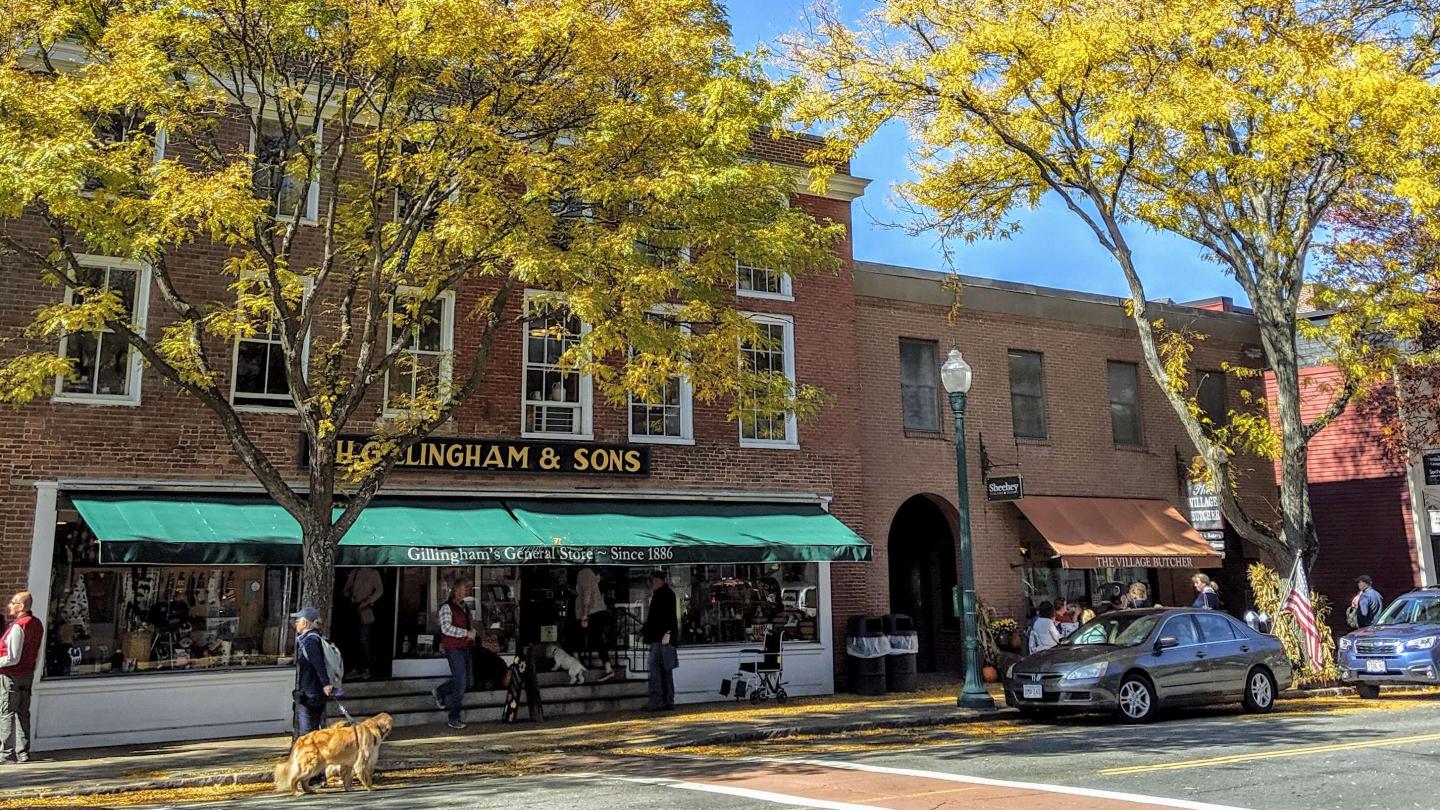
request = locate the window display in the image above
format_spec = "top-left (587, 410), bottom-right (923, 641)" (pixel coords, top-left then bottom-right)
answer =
top-left (46, 522), bottom-right (300, 678)
top-left (670, 563), bottom-right (819, 645)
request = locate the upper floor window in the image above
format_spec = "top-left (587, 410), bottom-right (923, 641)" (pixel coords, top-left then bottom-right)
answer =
top-left (83, 109), bottom-right (164, 194)
top-left (55, 257), bottom-right (149, 405)
top-left (899, 339), bottom-right (940, 432)
top-left (1008, 350), bottom-right (1048, 439)
top-left (739, 314), bottom-right (798, 448)
top-left (629, 312), bottom-right (693, 444)
top-left (1196, 372), bottom-right (1228, 434)
top-left (384, 292), bottom-right (454, 414)
top-left (736, 258), bottom-right (793, 301)
top-left (1107, 360), bottom-right (1143, 446)
top-left (254, 119), bottom-right (320, 222)
top-left (230, 281), bottom-right (312, 410)
top-left (523, 295), bottom-right (591, 438)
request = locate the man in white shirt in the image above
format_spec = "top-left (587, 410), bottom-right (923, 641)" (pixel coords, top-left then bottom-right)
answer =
top-left (1028, 602), bottom-right (1061, 654)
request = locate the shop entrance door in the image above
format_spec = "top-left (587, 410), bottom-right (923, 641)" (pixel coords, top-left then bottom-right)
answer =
top-left (888, 495), bottom-right (960, 673)
top-left (332, 567), bottom-right (397, 680)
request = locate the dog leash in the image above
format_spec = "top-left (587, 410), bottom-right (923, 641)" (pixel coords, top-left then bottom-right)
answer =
top-left (333, 697), bottom-right (356, 724)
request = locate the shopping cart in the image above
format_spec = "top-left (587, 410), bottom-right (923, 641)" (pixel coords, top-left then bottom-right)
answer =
top-left (719, 627), bottom-right (787, 703)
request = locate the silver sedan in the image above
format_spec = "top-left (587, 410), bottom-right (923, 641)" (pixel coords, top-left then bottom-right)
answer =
top-left (1004, 608), bottom-right (1294, 723)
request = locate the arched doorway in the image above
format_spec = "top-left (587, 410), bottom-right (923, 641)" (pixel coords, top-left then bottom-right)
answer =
top-left (888, 495), bottom-right (960, 673)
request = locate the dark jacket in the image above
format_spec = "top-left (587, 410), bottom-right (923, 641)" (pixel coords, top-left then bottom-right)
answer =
top-left (295, 630), bottom-right (332, 701)
top-left (1192, 589), bottom-right (1220, 610)
top-left (642, 584), bottom-right (678, 644)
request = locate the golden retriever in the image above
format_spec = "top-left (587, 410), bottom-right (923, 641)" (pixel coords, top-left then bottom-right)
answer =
top-left (273, 712), bottom-right (394, 795)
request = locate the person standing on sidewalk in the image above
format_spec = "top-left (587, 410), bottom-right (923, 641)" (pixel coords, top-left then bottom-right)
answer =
top-left (0, 591), bottom-right (42, 765)
top-left (642, 570), bottom-right (678, 711)
top-left (575, 567), bottom-right (615, 682)
top-left (1351, 576), bottom-right (1384, 628)
top-left (290, 607), bottom-right (333, 737)
top-left (431, 579), bottom-right (475, 730)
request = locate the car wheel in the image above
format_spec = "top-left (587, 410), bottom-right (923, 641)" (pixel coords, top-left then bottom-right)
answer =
top-left (1355, 683), bottom-right (1382, 700)
top-left (1242, 667), bottom-right (1276, 713)
top-left (1116, 675), bottom-right (1158, 724)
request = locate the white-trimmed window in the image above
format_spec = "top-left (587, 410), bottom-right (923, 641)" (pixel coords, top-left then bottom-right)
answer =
top-left (384, 291), bottom-right (455, 414)
top-left (736, 257), bottom-right (792, 301)
top-left (230, 280), bottom-right (312, 410)
top-left (738, 314), bottom-right (798, 448)
top-left (54, 256), bottom-right (150, 405)
top-left (253, 118), bottom-right (321, 223)
top-left (628, 312), bottom-right (693, 444)
top-left (522, 293), bottom-right (592, 439)
top-left (82, 109), bottom-right (165, 195)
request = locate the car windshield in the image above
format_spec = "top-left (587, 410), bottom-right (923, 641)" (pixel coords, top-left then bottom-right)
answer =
top-left (1062, 612), bottom-right (1163, 647)
top-left (1375, 596), bottom-right (1440, 626)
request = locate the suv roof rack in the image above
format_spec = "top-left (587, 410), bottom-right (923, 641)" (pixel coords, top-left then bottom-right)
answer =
top-left (1423, 585), bottom-right (1440, 590)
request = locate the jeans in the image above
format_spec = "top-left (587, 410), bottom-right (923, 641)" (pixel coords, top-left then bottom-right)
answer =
top-left (355, 622), bottom-right (373, 673)
top-left (647, 642), bottom-right (675, 708)
top-left (0, 675), bottom-right (31, 759)
top-left (436, 648), bottom-right (471, 722)
top-left (295, 698), bottom-right (325, 737)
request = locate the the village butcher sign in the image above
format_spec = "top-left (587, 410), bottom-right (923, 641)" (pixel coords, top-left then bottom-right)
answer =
top-left (304, 434), bottom-right (651, 476)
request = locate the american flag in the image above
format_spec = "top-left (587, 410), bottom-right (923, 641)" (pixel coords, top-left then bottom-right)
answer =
top-left (1283, 557), bottom-right (1326, 671)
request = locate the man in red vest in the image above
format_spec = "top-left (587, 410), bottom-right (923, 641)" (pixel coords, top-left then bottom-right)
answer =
top-left (0, 591), bottom-right (42, 764)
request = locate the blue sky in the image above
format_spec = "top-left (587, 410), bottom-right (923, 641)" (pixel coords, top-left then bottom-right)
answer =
top-left (725, 0), bottom-right (1249, 305)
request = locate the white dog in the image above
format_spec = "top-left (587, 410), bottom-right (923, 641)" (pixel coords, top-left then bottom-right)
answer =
top-left (544, 644), bottom-right (587, 684)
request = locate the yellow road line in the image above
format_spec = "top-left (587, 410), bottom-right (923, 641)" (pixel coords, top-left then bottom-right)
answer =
top-left (1101, 731), bottom-right (1440, 775)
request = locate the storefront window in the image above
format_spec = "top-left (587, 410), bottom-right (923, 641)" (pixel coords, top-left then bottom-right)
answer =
top-left (1022, 563), bottom-right (1151, 614)
top-left (649, 563), bottom-right (820, 645)
top-left (45, 522), bottom-right (301, 678)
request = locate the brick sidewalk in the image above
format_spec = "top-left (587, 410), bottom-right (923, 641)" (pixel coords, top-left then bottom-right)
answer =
top-left (0, 683), bottom-right (999, 802)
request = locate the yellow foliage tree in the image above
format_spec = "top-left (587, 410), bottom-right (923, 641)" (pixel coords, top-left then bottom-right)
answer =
top-left (788, 0), bottom-right (1440, 568)
top-left (0, 0), bottom-right (841, 621)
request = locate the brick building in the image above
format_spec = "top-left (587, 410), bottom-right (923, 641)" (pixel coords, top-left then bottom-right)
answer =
top-left (0, 107), bottom-right (1281, 749)
top-left (0, 119), bottom-right (876, 748)
top-left (853, 263), bottom-right (1274, 674)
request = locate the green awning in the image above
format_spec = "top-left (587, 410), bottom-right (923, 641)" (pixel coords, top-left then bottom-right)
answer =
top-left (72, 494), bottom-right (543, 566)
top-left (508, 500), bottom-right (870, 564)
top-left (70, 494), bottom-right (871, 566)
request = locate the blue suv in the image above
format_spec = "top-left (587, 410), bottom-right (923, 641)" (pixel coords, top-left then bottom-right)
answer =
top-left (1338, 587), bottom-right (1440, 698)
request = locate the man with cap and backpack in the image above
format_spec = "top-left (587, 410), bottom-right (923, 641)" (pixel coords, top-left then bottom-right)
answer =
top-left (290, 607), bottom-right (338, 737)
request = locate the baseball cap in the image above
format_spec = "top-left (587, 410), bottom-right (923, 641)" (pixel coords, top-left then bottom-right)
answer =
top-left (290, 607), bottom-right (319, 622)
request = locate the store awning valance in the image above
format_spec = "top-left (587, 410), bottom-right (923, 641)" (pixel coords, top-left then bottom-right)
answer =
top-left (1014, 496), bottom-right (1221, 570)
top-left (72, 494), bottom-right (540, 566)
top-left (507, 500), bottom-right (870, 564)
top-left (71, 494), bottom-right (871, 566)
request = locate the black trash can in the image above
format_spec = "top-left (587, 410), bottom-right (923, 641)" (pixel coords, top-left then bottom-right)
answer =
top-left (845, 615), bottom-right (888, 695)
top-left (882, 614), bottom-right (919, 693)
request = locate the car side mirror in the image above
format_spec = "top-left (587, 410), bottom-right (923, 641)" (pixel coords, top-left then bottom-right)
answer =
top-left (1155, 636), bottom-right (1180, 652)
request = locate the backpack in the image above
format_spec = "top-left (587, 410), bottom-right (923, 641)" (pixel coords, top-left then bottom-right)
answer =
top-left (301, 632), bottom-right (345, 689)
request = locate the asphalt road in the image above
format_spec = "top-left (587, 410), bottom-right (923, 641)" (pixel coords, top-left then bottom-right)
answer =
top-left (190, 693), bottom-right (1440, 810)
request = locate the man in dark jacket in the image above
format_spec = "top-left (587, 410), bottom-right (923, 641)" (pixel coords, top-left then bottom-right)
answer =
top-left (642, 570), bottom-right (678, 711)
top-left (1353, 576), bottom-right (1384, 628)
top-left (290, 607), bottom-right (333, 737)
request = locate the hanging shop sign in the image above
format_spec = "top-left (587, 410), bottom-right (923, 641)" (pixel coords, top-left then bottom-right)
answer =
top-left (986, 474), bottom-right (1024, 502)
top-left (1186, 479), bottom-right (1225, 543)
top-left (1423, 452), bottom-right (1440, 486)
top-left (303, 434), bottom-right (651, 476)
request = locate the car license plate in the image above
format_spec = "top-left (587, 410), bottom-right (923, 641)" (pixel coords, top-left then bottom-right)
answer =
top-left (1022, 683), bottom-right (1043, 699)
top-left (1366, 659), bottom-right (1387, 674)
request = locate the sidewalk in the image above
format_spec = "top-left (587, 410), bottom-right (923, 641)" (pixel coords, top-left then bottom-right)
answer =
top-left (0, 682), bottom-right (1001, 804)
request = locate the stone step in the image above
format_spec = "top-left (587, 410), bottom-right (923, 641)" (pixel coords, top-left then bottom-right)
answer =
top-left (340, 678), bottom-right (646, 716)
top-left (343, 667), bottom-right (629, 698)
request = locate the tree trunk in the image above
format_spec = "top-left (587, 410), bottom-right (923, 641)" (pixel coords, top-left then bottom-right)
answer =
top-left (301, 523), bottom-right (338, 631)
top-left (1258, 308), bottom-right (1314, 560)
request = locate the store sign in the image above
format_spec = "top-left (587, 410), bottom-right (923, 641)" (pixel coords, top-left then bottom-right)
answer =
top-left (1423, 453), bottom-right (1440, 486)
top-left (1093, 555), bottom-right (1199, 569)
top-left (310, 434), bottom-right (650, 476)
top-left (986, 474), bottom-right (1024, 502)
top-left (406, 545), bottom-right (672, 565)
top-left (1186, 479), bottom-right (1225, 543)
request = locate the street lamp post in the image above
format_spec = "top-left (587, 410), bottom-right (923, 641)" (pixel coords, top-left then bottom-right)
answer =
top-left (941, 346), bottom-right (996, 710)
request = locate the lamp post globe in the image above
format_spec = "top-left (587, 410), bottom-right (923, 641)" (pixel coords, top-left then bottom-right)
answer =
top-left (942, 345), bottom-right (994, 710)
